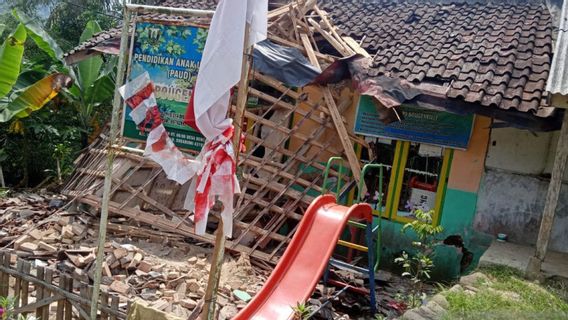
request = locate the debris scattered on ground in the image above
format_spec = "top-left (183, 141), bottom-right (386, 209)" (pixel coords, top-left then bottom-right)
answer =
top-left (1, 192), bottom-right (270, 319)
top-left (2, 192), bottom-right (431, 319)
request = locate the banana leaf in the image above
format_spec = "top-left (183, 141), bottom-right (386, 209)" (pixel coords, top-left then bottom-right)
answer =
top-left (12, 9), bottom-right (77, 81)
top-left (0, 24), bottom-right (5, 37)
top-left (0, 24), bottom-right (27, 98)
top-left (77, 21), bottom-right (103, 92)
top-left (85, 74), bottom-right (115, 107)
top-left (12, 10), bottom-right (64, 63)
top-left (0, 73), bottom-right (73, 122)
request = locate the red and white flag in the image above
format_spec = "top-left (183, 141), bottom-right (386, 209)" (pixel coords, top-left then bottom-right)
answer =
top-left (119, 73), bottom-right (202, 185)
top-left (184, 0), bottom-right (268, 237)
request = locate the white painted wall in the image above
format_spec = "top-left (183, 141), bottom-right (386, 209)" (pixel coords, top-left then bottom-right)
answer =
top-left (485, 127), bottom-right (565, 177)
top-left (477, 126), bottom-right (568, 253)
top-left (475, 169), bottom-right (568, 253)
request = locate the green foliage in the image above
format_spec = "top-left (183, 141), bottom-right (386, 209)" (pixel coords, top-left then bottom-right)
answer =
top-left (165, 40), bottom-right (184, 55)
top-left (0, 73), bottom-right (72, 122)
top-left (443, 268), bottom-right (568, 319)
top-left (12, 14), bottom-right (114, 136)
top-left (0, 296), bottom-right (38, 320)
top-left (13, 9), bottom-right (66, 65)
top-left (77, 20), bottom-right (103, 91)
top-left (137, 24), bottom-right (189, 57)
top-left (0, 103), bottom-right (82, 187)
top-left (395, 209), bottom-right (443, 306)
top-left (53, 142), bottom-right (71, 183)
top-left (44, 0), bottom-right (121, 51)
top-left (0, 1), bottom-right (117, 188)
top-left (401, 209), bottom-right (444, 242)
top-left (291, 302), bottom-right (312, 320)
top-left (0, 23), bottom-right (27, 98)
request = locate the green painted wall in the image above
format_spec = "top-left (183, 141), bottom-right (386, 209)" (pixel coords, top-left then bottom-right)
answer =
top-left (376, 188), bottom-right (493, 280)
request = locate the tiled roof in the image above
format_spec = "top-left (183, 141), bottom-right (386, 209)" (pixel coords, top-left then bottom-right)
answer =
top-left (320, 0), bottom-right (554, 114)
top-left (64, 0), bottom-right (291, 61)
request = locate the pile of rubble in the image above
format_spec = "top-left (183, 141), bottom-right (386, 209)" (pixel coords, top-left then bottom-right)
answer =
top-left (1, 192), bottom-right (426, 319)
top-left (0, 192), bottom-right (65, 247)
top-left (1, 192), bottom-right (269, 319)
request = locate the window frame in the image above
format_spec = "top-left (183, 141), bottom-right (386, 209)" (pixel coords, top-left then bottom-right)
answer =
top-left (386, 141), bottom-right (453, 226)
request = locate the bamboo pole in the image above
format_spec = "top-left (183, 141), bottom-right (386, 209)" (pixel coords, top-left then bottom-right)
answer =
top-left (202, 23), bottom-right (252, 320)
top-left (233, 23), bottom-right (253, 164)
top-left (90, 1), bottom-right (132, 319)
top-left (202, 220), bottom-right (225, 320)
top-left (526, 111), bottom-right (568, 279)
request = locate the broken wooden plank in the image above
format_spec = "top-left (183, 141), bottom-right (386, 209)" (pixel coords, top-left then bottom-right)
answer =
top-left (322, 87), bottom-right (362, 182)
top-left (342, 36), bottom-right (371, 57)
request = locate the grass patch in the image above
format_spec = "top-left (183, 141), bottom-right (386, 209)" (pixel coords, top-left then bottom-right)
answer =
top-left (442, 266), bottom-right (568, 320)
top-left (545, 277), bottom-right (568, 303)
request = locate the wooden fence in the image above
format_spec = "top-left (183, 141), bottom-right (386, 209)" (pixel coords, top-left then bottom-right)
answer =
top-left (0, 251), bottom-right (127, 320)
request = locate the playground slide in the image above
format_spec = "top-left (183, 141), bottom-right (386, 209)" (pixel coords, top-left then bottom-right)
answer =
top-left (233, 195), bottom-right (373, 320)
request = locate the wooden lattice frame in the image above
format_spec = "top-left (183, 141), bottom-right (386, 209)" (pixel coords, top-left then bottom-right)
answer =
top-left (63, 0), bottom-right (370, 264)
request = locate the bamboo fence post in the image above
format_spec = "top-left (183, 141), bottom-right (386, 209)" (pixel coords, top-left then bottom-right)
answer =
top-left (233, 24), bottom-right (253, 163)
top-left (90, 1), bottom-right (132, 319)
top-left (203, 22), bottom-right (252, 320)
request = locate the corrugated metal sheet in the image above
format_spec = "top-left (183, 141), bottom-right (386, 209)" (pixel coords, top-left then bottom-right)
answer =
top-left (547, 0), bottom-right (568, 95)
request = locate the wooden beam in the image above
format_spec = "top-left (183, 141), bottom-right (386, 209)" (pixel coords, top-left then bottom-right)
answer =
top-left (241, 173), bottom-right (315, 203)
top-left (298, 32), bottom-right (362, 182)
top-left (322, 87), bottom-right (362, 182)
top-left (243, 157), bottom-right (323, 192)
top-left (307, 18), bottom-right (354, 57)
top-left (79, 195), bottom-right (280, 263)
top-left (14, 295), bottom-right (64, 314)
top-left (550, 93), bottom-right (568, 109)
top-left (300, 33), bottom-right (321, 69)
top-left (268, 34), bottom-right (335, 63)
top-left (342, 36), bottom-right (371, 57)
top-left (527, 111), bottom-right (568, 278)
top-left (313, 5), bottom-right (353, 55)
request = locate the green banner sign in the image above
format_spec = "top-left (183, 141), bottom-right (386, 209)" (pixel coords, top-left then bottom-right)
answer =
top-left (122, 21), bottom-right (208, 151)
top-left (354, 96), bottom-right (474, 149)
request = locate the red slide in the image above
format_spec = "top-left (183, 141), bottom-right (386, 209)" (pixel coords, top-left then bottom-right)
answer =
top-left (233, 195), bottom-right (372, 320)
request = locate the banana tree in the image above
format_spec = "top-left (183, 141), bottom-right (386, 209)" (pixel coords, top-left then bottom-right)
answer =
top-left (12, 10), bottom-right (116, 146)
top-left (0, 11), bottom-right (116, 186)
top-left (0, 22), bottom-right (72, 123)
top-left (0, 22), bottom-right (73, 187)
top-left (67, 20), bottom-right (116, 145)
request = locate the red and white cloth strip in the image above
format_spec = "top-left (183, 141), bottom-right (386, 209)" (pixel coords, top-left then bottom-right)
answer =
top-left (119, 72), bottom-right (201, 185)
top-left (183, 126), bottom-right (242, 237)
top-left (183, 0), bottom-right (268, 238)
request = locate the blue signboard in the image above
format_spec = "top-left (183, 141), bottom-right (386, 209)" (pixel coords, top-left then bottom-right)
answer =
top-left (122, 21), bottom-right (208, 151)
top-left (354, 96), bottom-right (474, 149)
